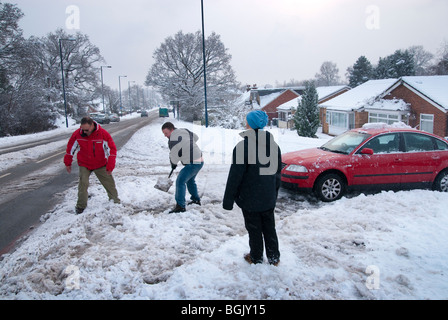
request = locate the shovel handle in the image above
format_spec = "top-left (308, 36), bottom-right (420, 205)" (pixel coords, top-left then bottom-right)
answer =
top-left (168, 168), bottom-right (175, 178)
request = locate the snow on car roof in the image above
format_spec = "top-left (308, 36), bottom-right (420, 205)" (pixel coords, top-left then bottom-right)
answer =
top-left (361, 122), bottom-right (412, 130)
top-left (355, 122), bottom-right (448, 141)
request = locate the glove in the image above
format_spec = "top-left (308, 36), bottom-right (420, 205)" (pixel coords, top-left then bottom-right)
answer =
top-left (64, 154), bottom-right (73, 167)
top-left (171, 163), bottom-right (177, 170)
top-left (106, 156), bottom-right (116, 172)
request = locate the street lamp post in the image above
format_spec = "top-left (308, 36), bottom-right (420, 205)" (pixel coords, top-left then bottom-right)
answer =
top-left (119, 75), bottom-right (127, 116)
top-left (128, 81), bottom-right (135, 113)
top-left (201, 0), bottom-right (209, 127)
top-left (59, 38), bottom-right (76, 128)
top-left (100, 66), bottom-right (112, 113)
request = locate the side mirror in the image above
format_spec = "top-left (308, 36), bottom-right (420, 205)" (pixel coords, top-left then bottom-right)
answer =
top-left (361, 148), bottom-right (374, 155)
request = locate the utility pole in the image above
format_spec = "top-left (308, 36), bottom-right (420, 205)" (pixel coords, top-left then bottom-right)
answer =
top-left (201, 0), bottom-right (209, 127)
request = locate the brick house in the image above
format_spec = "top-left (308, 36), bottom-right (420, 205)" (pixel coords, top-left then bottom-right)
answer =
top-left (277, 85), bottom-right (351, 129)
top-left (319, 76), bottom-right (448, 138)
top-left (245, 87), bottom-right (305, 120)
top-left (388, 76), bottom-right (448, 138)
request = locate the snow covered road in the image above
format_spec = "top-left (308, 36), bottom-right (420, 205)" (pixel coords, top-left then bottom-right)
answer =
top-left (1, 118), bottom-right (447, 300)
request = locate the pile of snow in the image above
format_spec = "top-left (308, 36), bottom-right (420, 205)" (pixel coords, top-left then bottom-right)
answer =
top-left (368, 98), bottom-right (409, 112)
top-left (361, 121), bottom-right (412, 130)
top-left (0, 118), bottom-right (447, 300)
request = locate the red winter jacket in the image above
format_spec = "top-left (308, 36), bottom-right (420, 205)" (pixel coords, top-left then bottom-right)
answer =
top-left (64, 122), bottom-right (117, 172)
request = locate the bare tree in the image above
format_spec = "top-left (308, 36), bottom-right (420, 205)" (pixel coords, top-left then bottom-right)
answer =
top-left (0, 2), bottom-right (23, 63)
top-left (1, 14), bottom-right (106, 135)
top-left (408, 45), bottom-right (434, 76)
top-left (315, 61), bottom-right (341, 86)
top-left (0, 3), bottom-right (55, 136)
top-left (36, 29), bottom-right (105, 116)
top-left (146, 30), bottom-right (239, 122)
top-left (430, 40), bottom-right (448, 75)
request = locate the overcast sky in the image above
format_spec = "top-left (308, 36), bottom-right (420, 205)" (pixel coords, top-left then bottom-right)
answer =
top-left (10, 0), bottom-right (448, 90)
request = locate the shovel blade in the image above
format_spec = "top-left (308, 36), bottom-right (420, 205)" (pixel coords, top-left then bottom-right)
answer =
top-left (154, 176), bottom-right (173, 192)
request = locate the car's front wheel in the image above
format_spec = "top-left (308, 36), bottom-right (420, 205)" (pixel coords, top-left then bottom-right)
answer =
top-left (315, 173), bottom-right (346, 202)
top-left (433, 170), bottom-right (448, 192)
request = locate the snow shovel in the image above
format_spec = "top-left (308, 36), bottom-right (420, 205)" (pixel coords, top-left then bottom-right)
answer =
top-left (154, 168), bottom-right (175, 192)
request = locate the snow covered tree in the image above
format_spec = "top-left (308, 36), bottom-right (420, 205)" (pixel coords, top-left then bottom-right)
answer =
top-left (0, 3), bottom-right (56, 136)
top-left (429, 41), bottom-right (448, 75)
top-left (315, 61), bottom-right (341, 86)
top-left (37, 29), bottom-right (105, 117)
top-left (408, 45), bottom-right (434, 76)
top-left (294, 81), bottom-right (320, 138)
top-left (347, 56), bottom-right (373, 87)
top-left (374, 50), bottom-right (415, 79)
top-left (0, 2), bottom-right (23, 64)
top-left (1, 2), bottom-right (106, 136)
top-left (145, 30), bottom-right (239, 122)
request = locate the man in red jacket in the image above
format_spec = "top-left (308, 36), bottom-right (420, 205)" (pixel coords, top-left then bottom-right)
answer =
top-left (64, 117), bottom-right (120, 214)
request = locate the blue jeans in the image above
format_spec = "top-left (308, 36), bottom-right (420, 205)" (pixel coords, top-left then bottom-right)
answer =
top-left (175, 162), bottom-right (204, 208)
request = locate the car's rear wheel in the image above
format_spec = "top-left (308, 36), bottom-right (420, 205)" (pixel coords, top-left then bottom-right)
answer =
top-left (433, 170), bottom-right (448, 192)
top-left (315, 173), bottom-right (346, 202)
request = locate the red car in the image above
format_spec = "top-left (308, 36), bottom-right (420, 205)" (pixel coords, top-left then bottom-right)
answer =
top-left (281, 126), bottom-right (448, 202)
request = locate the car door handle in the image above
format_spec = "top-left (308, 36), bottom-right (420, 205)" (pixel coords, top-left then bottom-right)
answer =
top-left (394, 158), bottom-right (402, 162)
top-left (432, 156), bottom-right (440, 160)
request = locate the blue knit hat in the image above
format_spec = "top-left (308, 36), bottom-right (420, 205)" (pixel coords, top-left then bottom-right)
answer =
top-left (246, 110), bottom-right (268, 129)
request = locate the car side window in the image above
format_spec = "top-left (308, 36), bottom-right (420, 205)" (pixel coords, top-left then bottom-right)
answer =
top-left (435, 138), bottom-right (448, 150)
top-left (362, 133), bottom-right (400, 154)
top-left (403, 133), bottom-right (435, 152)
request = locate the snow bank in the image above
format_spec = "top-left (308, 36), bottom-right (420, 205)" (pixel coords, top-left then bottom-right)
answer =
top-left (0, 118), bottom-right (447, 300)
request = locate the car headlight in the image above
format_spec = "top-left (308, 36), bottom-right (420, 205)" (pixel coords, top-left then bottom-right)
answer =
top-left (286, 164), bottom-right (308, 173)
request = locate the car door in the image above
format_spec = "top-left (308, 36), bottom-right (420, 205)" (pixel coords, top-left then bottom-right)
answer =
top-left (400, 132), bottom-right (442, 187)
top-left (349, 133), bottom-right (402, 187)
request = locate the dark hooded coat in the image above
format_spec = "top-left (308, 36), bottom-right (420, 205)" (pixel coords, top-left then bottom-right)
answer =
top-left (223, 129), bottom-right (282, 213)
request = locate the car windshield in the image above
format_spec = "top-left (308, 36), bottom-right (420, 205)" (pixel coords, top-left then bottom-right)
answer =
top-left (320, 131), bottom-right (371, 154)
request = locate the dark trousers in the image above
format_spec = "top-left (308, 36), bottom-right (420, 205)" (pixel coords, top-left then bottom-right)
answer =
top-left (242, 208), bottom-right (280, 264)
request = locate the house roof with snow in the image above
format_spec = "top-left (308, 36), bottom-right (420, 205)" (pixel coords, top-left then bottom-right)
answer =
top-left (245, 87), bottom-right (304, 110)
top-left (319, 79), bottom-right (399, 112)
top-left (277, 85), bottom-right (351, 111)
top-left (257, 91), bottom-right (286, 109)
top-left (277, 96), bottom-right (301, 111)
top-left (400, 76), bottom-right (448, 111)
top-left (320, 76), bottom-right (448, 113)
top-left (317, 85), bottom-right (351, 102)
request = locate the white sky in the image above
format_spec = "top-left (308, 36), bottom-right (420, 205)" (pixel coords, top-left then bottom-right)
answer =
top-left (10, 0), bottom-right (448, 90)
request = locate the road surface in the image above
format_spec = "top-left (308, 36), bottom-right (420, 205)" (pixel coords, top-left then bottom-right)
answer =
top-left (0, 113), bottom-right (158, 256)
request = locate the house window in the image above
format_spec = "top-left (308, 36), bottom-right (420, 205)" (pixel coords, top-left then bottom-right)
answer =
top-left (349, 113), bottom-right (355, 130)
top-left (279, 111), bottom-right (289, 121)
top-left (420, 114), bottom-right (434, 133)
top-left (369, 112), bottom-right (400, 125)
top-left (327, 111), bottom-right (347, 128)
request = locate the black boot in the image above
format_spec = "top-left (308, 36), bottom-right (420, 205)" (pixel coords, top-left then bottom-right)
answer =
top-left (187, 199), bottom-right (201, 206)
top-left (169, 204), bottom-right (186, 213)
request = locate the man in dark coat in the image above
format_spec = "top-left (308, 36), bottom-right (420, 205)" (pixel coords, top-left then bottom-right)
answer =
top-left (223, 110), bottom-right (281, 265)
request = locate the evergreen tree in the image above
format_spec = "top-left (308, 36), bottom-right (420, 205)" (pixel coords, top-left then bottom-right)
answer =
top-left (294, 81), bottom-right (320, 138)
top-left (374, 50), bottom-right (416, 79)
top-left (348, 56), bottom-right (373, 87)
